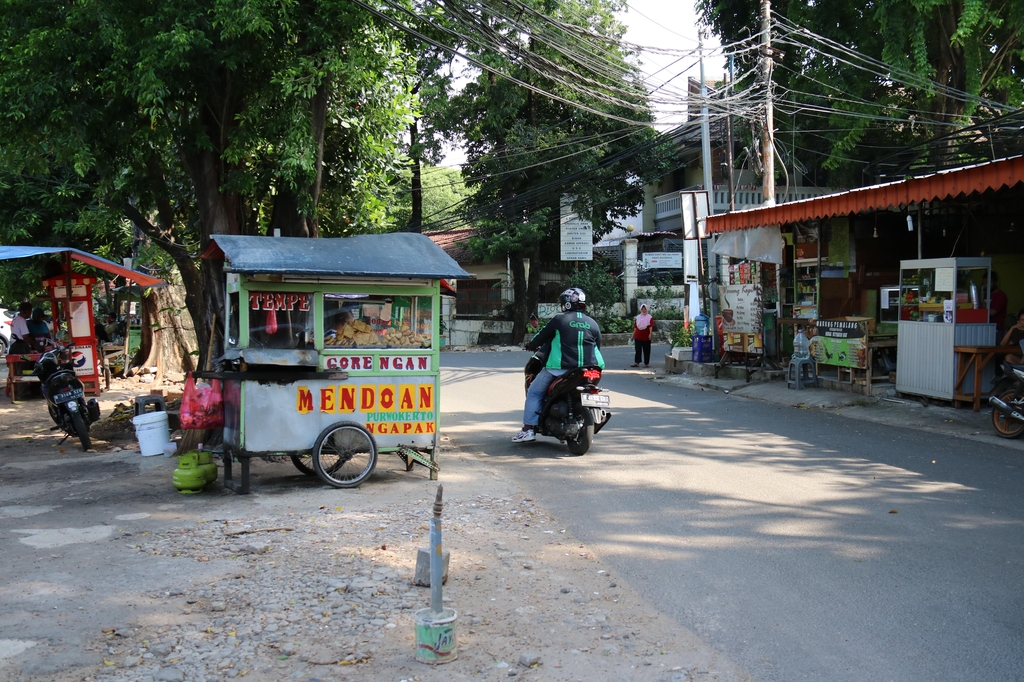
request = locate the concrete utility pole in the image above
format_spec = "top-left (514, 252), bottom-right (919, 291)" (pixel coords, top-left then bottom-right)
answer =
top-left (760, 0), bottom-right (775, 207)
top-left (699, 31), bottom-right (714, 205)
top-left (726, 55), bottom-right (736, 212)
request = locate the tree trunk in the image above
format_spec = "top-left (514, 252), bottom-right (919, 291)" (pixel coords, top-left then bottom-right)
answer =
top-left (409, 119), bottom-right (423, 232)
top-left (132, 284), bottom-right (198, 383)
top-left (510, 250), bottom-right (529, 342)
top-left (269, 78), bottom-right (331, 238)
top-left (526, 241), bottom-right (541, 318)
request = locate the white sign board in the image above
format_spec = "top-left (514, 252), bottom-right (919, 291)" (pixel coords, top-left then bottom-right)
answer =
top-left (642, 252), bottom-right (683, 269)
top-left (559, 197), bottom-right (593, 261)
top-left (71, 344), bottom-right (96, 376)
top-left (681, 191), bottom-right (710, 239)
top-left (718, 284), bottom-right (764, 334)
top-left (934, 267), bottom-right (955, 293)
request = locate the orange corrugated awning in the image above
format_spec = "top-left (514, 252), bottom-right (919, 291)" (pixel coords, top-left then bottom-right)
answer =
top-left (706, 155), bottom-right (1024, 234)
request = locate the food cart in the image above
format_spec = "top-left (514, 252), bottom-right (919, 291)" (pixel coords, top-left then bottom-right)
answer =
top-left (202, 233), bottom-right (471, 493)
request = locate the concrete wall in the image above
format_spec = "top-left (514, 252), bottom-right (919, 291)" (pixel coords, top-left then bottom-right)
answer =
top-left (448, 318), bottom-right (515, 346)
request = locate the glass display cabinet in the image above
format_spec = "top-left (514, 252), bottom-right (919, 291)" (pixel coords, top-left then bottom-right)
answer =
top-left (895, 258), bottom-right (994, 400)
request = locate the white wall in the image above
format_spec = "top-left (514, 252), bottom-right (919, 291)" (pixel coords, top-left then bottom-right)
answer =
top-left (448, 318), bottom-right (515, 346)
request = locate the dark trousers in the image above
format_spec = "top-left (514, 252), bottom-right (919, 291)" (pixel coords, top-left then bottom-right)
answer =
top-left (634, 339), bottom-right (652, 366)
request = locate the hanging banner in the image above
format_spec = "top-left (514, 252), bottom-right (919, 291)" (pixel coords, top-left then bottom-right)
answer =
top-left (718, 283), bottom-right (763, 334)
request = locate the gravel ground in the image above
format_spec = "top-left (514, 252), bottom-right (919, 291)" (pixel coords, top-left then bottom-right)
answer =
top-left (70, 486), bottom-right (747, 682)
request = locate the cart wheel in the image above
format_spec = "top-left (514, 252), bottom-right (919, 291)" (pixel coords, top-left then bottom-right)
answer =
top-left (290, 454), bottom-right (316, 476)
top-left (312, 422), bottom-right (378, 488)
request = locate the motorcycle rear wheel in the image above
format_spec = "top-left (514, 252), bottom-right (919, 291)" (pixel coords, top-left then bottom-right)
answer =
top-left (71, 410), bottom-right (92, 451)
top-left (992, 389), bottom-right (1024, 439)
top-left (566, 409), bottom-right (594, 456)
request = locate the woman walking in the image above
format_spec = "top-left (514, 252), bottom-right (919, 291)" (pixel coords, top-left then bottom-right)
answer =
top-left (631, 304), bottom-right (655, 367)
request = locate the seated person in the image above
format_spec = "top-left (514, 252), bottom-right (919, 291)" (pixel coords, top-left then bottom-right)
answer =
top-left (1001, 308), bottom-right (1024, 365)
top-left (95, 315), bottom-right (112, 344)
top-left (8, 302), bottom-right (34, 353)
top-left (27, 308), bottom-right (54, 351)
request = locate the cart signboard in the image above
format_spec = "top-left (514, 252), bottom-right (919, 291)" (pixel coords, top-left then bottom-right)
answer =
top-left (806, 319), bottom-right (868, 369)
top-left (241, 378), bottom-right (438, 451)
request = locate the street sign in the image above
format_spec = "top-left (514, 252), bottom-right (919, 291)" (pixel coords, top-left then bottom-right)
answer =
top-left (642, 252), bottom-right (683, 269)
top-left (559, 197), bottom-right (593, 261)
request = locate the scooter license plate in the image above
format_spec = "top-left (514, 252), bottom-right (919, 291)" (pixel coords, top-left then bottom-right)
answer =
top-left (580, 392), bottom-right (610, 407)
top-left (54, 388), bottom-right (84, 404)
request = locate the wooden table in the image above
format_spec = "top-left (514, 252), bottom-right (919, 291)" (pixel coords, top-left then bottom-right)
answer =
top-left (5, 353), bottom-right (41, 402)
top-left (953, 345), bottom-right (1020, 411)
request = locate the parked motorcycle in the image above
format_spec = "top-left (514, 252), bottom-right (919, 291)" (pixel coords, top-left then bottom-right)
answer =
top-left (524, 353), bottom-right (611, 455)
top-left (32, 346), bottom-right (101, 450)
top-left (989, 361), bottom-right (1024, 439)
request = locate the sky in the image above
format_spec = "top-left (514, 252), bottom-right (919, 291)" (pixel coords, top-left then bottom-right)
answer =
top-left (440, 0), bottom-right (721, 166)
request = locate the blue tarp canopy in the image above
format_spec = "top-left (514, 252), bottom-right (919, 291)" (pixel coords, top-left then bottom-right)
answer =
top-left (0, 246), bottom-right (166, 287)
top-left (204, 233), bottom-right (472, 280)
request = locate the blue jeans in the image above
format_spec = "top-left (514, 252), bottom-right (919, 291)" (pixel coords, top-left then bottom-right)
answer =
top-left (523, 368), bottom-right (566, 427)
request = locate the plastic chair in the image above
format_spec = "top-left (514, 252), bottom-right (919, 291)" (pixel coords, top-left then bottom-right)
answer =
top-left (787, 357), bottom-right (818, 390)
top-left (134, 394), bottom-right (167, 416)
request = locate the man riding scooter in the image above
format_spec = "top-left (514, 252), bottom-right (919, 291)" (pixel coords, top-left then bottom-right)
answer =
top-left (513, 287), bottom-right (605, 443)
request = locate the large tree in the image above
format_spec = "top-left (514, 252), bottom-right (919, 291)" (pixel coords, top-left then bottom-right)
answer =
top-left (435, 0), bottom-right (670, 338)
top-left (697, 0), bottom-right (1024, 186)
top-left (0, 0), bottom-right (417, 364)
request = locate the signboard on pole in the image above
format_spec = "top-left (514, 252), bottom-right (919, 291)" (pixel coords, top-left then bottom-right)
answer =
top-left (559, 196), bottom-right (593, 261)
top-left (642, 252), bottom-right (683, 269)
top-left (681, 190), bottom-right (710, 240)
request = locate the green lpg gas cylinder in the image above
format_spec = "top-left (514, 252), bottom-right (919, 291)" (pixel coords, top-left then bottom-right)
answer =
top-left (197, 450), bottom-right (218, 484)
top-left (173, 452), bottom-right (206, 494)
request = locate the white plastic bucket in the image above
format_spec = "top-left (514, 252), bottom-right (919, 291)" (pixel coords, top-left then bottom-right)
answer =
top-left (133, 411), bottom-right (170, 457)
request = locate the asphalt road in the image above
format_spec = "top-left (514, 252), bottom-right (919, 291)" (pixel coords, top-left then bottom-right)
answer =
top-left (440, 345), bottom-right (1024, 682)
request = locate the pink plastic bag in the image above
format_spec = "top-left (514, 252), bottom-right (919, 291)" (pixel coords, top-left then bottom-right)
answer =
top-left (180, 373), bottom-right (224, 430)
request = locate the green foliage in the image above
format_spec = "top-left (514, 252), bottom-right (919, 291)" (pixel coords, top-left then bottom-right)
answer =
top-left (391, 165), bottom-right (477, 228)
top-left (698, 0), bottom-right (1024, 186)
top-left (671, 321), bottom-right (693, 348)
top-left (600, 317), bottom-right (634, 334)
top-left (565, 261), bottom-right (622, 320)
top-left (0, 0), bottom-right (418, 312)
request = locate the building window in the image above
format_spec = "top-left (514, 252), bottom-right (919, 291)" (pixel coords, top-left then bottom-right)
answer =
top-left (457, 279), bottom-right (503, 316)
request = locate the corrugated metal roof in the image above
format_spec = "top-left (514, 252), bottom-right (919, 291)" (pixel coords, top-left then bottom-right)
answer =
top-left (706, 155), bottom-right (1024, 234)
top-left (0, 246), bottom-right (166, 287)
top-left (205, 233), bottom-right (472, 280)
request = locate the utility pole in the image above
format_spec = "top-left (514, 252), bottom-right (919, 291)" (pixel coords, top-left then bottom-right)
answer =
top-left (699, 31), bottom-right (714, 209)
top-left (699, 31), bottom-right (718, 359)
top-left (726, 55), bottom-right (736, 212)
top-left (760, 0), bottom-right (775, 207)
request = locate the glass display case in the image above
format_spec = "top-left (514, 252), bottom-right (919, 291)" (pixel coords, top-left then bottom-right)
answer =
top-left (896, 258), bottom-right (995, 400)
top-left (898, 263), bottom-right (990, 324)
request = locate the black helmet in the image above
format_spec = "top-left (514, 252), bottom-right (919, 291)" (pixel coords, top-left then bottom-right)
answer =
top-left (558, 287), bottom-right (587, 312)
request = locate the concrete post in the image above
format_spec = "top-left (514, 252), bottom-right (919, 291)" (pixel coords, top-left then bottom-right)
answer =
top-left (623, 238), bottom-right (638, 313)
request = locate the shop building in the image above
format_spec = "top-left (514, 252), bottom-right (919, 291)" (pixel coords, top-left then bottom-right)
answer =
top-left (704, 155), bottom-right (1024, 402)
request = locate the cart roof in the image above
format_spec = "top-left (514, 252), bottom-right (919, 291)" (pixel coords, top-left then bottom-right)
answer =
top-left (205, 233), bottom-right (472, 280)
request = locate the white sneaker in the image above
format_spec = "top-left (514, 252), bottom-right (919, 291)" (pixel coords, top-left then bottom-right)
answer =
top-left (512, 428), bottom-right (536, 443)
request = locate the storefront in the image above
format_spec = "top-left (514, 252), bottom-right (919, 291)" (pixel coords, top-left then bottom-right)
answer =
top-left (705, 156), bottom-right (1024, 400)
